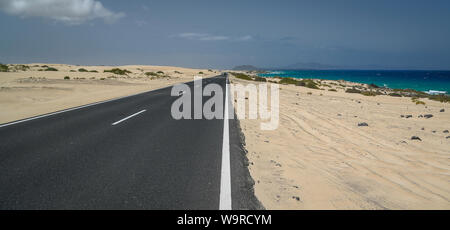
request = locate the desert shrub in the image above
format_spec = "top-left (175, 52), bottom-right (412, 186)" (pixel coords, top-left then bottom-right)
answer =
top-left (89, 70), bottom-right (98, 73)
top-left (279, 78), bottom-right (299, 85)
top-left (41, 65), bottom-right (48, 68)
top-left (0, 63), bottom-right (9, 72)
top-left (78, 68), bottom-right (88, 72)
top-left (298, 79), bottom-right (319, 89)
top-left (100, 78), bottom-right (106, 80)
top-left (157, 71), bottom-right (164, 74)
top-left (64, 76), bottom-right (70, 80)
top-left (145, 72), bottom-right (158, 76)
top-left (393, 88), bottom-right (428, 98)
top-left (307, 92), bottom-right (312, 95)
top-left (328, 89), bottom-right (337, 92)
top-left (427, 94), bottom-right (450, 103)
top-left (361, 91), bottom-right (380, 96)
top-left (174, 71), bottom-right (182, 74)
top-left (70, 70), bottom-right (76, 72)
top-left (104, 68), bottom-right (132, 75)
top-left (253, 76), bottom-right (267, 82)
top-left (388, 93), bottom-right (402, 97)
top-left (231, 72), bottom-right (252, 81)
top-left (346, 88), bottom-right (362, 94)
top-left (44, 67), bottom-right (58, 71)
top-left (11, 64), bottom-right (30, 71)
top-left (198, 72), bottom-right (204, 74)
top-left (415, 100), bottom-right (426, 105)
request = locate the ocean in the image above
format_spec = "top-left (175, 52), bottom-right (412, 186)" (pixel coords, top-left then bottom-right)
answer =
top-left (259, 70), bottom-right (450, 95)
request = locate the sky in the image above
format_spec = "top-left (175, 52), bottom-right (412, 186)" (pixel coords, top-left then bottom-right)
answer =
top-left (0, 0), bottom-right (449, 69)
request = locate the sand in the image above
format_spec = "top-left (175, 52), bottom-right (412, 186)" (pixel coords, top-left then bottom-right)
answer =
top-left (0, 64), bottom-right (219, 124)
top-left (231, 76), bottom-right (450, 210)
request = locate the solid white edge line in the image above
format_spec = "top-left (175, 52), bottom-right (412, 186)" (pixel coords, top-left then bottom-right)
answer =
top-left (219, 76), bottom-right (232, 210)
top-left (111, 110), bottom-right (147, 126)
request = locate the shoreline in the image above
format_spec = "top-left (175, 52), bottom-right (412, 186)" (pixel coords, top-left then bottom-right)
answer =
top-left (256, 69), bottom-right (450, 96)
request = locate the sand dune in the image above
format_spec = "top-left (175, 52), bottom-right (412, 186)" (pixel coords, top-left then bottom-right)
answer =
top-left (231, 76), bottom-right (450, 209)
top-left (0, 64), bottom-right (219, 124)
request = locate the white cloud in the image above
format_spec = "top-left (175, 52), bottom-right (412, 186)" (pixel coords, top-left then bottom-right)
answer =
top-left (236, 35), bottom-right (253, 41)
top-left (175, 33), bottom-right (253, 42)
top-left (177, 33), bottom-right (229, 41)
top-left (0, 0), bottom-right (125, 25)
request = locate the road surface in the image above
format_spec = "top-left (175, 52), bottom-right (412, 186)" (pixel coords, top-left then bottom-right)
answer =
top-left (0, 74), bottom-right (261, 210)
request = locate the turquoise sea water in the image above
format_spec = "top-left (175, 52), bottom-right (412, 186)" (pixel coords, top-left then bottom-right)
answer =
top-left (259, 70), bottom-right (450, 94)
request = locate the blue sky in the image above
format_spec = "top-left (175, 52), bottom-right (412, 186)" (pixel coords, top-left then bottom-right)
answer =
top-left (1, 0), bottom-right (449, 69)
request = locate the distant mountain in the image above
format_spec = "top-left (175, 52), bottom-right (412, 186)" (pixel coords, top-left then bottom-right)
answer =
top-left (280, 62), bottom-right (340, 70)
top-left (232, 65), bottom-right (261, 71)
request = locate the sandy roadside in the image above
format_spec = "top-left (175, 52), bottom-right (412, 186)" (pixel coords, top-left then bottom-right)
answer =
top-left (0, 64), bottom-right (219, 124)
top-left (230, 75), bottom-right (450, 210)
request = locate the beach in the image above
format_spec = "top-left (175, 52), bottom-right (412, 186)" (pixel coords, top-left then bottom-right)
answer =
top-left (0, 64), bottom-right (218, 124)
top-left (231, 74), bottom-right (450, 209)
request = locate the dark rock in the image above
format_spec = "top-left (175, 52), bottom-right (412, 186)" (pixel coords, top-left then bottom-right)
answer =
top-left (418, 115), bottom-right (423, 118)
top-left (411, 136), bottom-right (422, 141)
top-left (292, 196), bottom-right (301, 201)
top-left (405, 115), bottom-right (412, 118)
top-left (358, 122), bottom-right (369, 127)
top-left (337, 114), bottom-right (342, 116)
top-left (444, 130), bottom-right (449, 133)
top-left (446, 136), bottom-right (450, 139)
top-left (424, 114), bottom-right (433, 119)
top-left (440, 109), bottom-right (445, 112)
top-left (400, 115), bottom-right (405, 118)
top-left (421, 127), bottom-right (425, 130)
top-left (432, 130), bottom-right (436, 133)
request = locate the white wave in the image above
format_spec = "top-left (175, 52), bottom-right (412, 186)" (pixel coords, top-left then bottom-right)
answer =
top-left (424, 90), bottom-right (447, 95)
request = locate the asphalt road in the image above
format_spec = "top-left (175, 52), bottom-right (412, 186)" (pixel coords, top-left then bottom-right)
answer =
top-left (0, 74), bottom-right (262, 210)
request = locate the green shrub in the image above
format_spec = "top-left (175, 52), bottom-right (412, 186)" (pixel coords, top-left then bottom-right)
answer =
top-left (64, 76), bottom-right (70, 80)
top-left (301, 79), bottom-right (319, 89)
top-left (361, 91), bottom-right (380, 96)
top-left (278, 78), bottom-right (299, 85)
top-left (44, 67), bottom-right (58, 71)
top-left (427, 94), bottom-right (450, 103)
top-left (0, 63), bottom-right (9, 72)
top-left (198, 72), bottom-right (204, 74)
top-left (145, 72), bottom-right (158, 76)
top-left (78, 68), bottom-right (89, 72)
top-left (104, 68), bottom-right (132, 75)
top-left (10, 64), bottom-right (30, 71)
top-left (253, 76), bottom-right (267, 82)
top-left (388, 93), bottom-right (402, 97)
top-left (346, 88), bottom-right (362, 94)
top-left (231, 72), bottom-right (253, 81)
